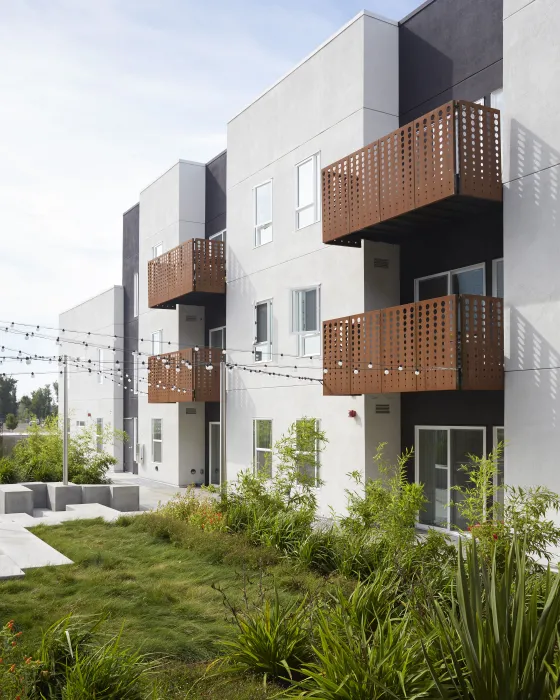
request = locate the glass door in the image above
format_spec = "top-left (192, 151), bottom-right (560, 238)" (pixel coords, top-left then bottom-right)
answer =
top-left (209, 422), bottom-right (221, 486)
top-left (417, 427), bottom-right (485, 530)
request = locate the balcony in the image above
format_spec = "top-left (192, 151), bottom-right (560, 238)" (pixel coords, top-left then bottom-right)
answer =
top-left (323, 295), bottom-right (503, 395)
top-left (148, 347), bottom-right (221, 403)
top-left (322, 101), bottom-right (502, 246)
top-left (148, 238), bottom-right (225, 309)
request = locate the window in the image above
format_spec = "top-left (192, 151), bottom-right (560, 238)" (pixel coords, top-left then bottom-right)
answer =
top-left (296, 153), bottom-right (320, 229)
top-left (415, 426), bottom-right (485, 530)
top-left (292, 287), bottom-right (320, 357)
top-left (152, 418), bottom-right (162, 462)
top-left (490, 88), bottom-right (504, 111)
top-left (254, 300), bottom-right (272, 362)
top-left (415, 263), bottom-right (485, 301)
top-left (473, 97), bottom-right (485, 106)
top-left (96, 418), bottom-right (104, 452)
top-left (209, 230), bottom-right (226, 243)
top-left (209, 326), bottom-right (226, 350)
top-left (493, 258), bottom-right (504, 298)
top-left (76, 420), bottom-right (85, 427)
top-left (253, 419), bottom-right (272, 477)
top-left (151, 330), bottom-right (162, 357)
top-left (152, 242), bottom-right (163, 259)
top-left (133, 272), bottom-right (139, 318)
top-left (97, 349), bottom-right (104, 385)
top-left (134, 355), bottom-right (139, 395)
top-left (296, 418), bottom-right (320, 486)
top-left (254, 181), bottom-right (273, 247)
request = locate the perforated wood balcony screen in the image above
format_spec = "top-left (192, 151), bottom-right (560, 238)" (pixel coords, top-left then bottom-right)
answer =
top-left (323, 295), bottom-right (504, 395)
top-left (322, 101), bottom-right (502, 245)
top-left (148, 238), bottom-right (226, 309)
top-left (148, 347), bottom-right (221, 403)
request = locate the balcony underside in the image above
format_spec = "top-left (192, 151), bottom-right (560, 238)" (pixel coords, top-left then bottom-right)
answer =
top-left (151, 290), bottom-right (225, 310)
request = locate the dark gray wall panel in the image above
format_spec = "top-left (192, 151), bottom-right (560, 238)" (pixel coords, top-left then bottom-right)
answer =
top-left (399, 0), bottom-right (503, 123)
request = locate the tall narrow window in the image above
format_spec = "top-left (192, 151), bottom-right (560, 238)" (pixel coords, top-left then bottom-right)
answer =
top-left (151, 330), bottom-right (162, 357)
top-left (133, 272), bottom-right (139, 318)
top-left (96, 418), bottom-right (104, 452)
top-left (209, 326), bottom-right (226, 350)
top-left (254, 181), bottom-right (273, 247)
top-left (97, 349), bottom-right (104, 385)
top-left (253, 419), bottom-right (272, 478)
top-left (292, 287), bottom-right (320, 357)
top-left (133, 355), bottom-right (139, 395)
top-left (493, 258), bottom-right (504, 298)
top-left (254, 300), bottom-right (272, 362)
top-left (296, 153), bottom-right (320, 229)
top-left (152, 418), bottom-right (162, 462)
top-left (296, 418), bottom-right (320, 486)
top-left (152, 242), bottom-right (163, 259)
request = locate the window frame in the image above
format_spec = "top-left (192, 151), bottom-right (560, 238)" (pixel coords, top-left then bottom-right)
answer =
top-left (295, 153), bottom-right (321, 230)
top-left (414, 262), bottom-right (486, 302)
top-left (209, 326), bottom-right (226, 350)
top-left (414, 424), bottom-right (487, 533)
top-left (492, 258), bottom-right (504, 298)
top-left (209, 230), bottom-right (226, 243)
top-left (253, 418), bottom-right (273, 478)
top-left (133, 272), bottom-right (139, 319)
top-left (295, 418), bottom-right (320, 486)
top-left (152, 418), bottom-right (162, 463)
top-left (291, 286), bottom-right (321, 357)
top-left (151, 330), bottom-right (163, 357)
top-left (253, 179), bottom-right (273, 248)
top-left (152, 242), bottom-right (163, 259)
top-left (253, 299), bottom-right (273, 363)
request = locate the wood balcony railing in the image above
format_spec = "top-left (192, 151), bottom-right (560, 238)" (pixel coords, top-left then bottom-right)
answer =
top-left (323, 295), bottom-right (503, 395)
top-left (148, 238), bottom-right (225, 309)
top-left (322, 101), bottom-right (502, 246)
top-left (148, 347), bottom-right (221, 403)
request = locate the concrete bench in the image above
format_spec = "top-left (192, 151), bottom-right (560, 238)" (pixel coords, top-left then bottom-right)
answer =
top-left (21, 482), bottom-right (48, 509)
top-left (81, 485), bottom-right (111, 507)
top-left (110, 485), bottom-right (140, 512)
top-left (46, 483), bottom-right (82, 512)
top-left (0, 485), bottom-right (34, 516)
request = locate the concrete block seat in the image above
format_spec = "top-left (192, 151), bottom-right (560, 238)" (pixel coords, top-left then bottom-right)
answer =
top-left (81, 484), bottom-right (111, 507)
top-left (0, 485), bottom-right (34, 516)
top-left (21, 482), bottom-right (48, 509)
top-left (110, 485), bottom-right (140, 512)
top-left (46, 483), bottom-right (82, 512)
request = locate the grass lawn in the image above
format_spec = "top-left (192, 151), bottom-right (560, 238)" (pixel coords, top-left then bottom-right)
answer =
top-left (0, 516), bottom-right (326, 698)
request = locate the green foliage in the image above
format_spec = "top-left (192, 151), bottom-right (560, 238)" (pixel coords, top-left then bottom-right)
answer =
top-left (156, 488), bottom-right (225, 532)
top-left (342, 444), bottom-right (425, 559)
top-left (4, 412), bottom-right (18, 431)
top-left (4, 416), bottom-right (125, 484)
top-left (0, 375), bottom-right (18, 418)
top-left (29, 384), bottom-right (56, 421)
top-left (505, 485), bottom-right (560, 561)
top-left (427, 537), bottom-right (560, 699)
top-left (0, 456), bottom-right (19, 483)
top-left (0, 619), bottom-right (43, 698)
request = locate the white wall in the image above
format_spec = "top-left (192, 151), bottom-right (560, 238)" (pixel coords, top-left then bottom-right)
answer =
top-left (503, 0), bottom-right (560, 493)
top-left (226, 12), bottom-right (399, 515)
top-left (137, 161), bottom-right (207, 486)
top-left (59, 286), bottom-right (124, 470)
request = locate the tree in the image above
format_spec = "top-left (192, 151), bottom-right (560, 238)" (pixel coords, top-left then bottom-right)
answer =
top-left (4, 414), bottom-right (18, 431)
top-left (0, 376), bottom-right (18, 419)
top-left (52, 381), bottom-right (59, 403)
top-left (30, 385), bottom-right (54, 421)
top-left (18, 395), bottom-right (32, 422)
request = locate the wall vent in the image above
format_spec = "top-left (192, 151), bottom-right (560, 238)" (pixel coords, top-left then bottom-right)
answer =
top-left (185, 315), bottom-right (198, 322)
top-left (185, 407), bottom-right (197, 415)
top-left (373, 258), bottom-right (389, 269)
top-left (375, 403), bottom-right (390, 414)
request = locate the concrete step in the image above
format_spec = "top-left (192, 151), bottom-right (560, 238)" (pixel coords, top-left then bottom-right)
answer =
top-left (0, 522), bottom-right (73, 570)
top-left (66, 503), bottom-right (122, 522)
top-left (0, 553), bottom-right (25, 580)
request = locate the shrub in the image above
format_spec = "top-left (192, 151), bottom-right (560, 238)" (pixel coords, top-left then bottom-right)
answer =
top-left (426, 537), bottom-right (560, 699)
top-left (0, 619), bottom-right (43, 698)
top-left (0, 456), bottom-right (18, 484)
top-left (157, 488), bottom-right (225, 532)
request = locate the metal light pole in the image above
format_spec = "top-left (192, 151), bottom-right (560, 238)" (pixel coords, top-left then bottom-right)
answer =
top-left (63, 355), bottom-right (69, 485)
top-left (219, 359), bottom-right (227, 490)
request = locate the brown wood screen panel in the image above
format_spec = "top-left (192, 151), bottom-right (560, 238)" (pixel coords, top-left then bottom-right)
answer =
top-left (323, 295), bottom-right (503, 395)
top-left (322, 100), bottom-right (502, 245)
top-left (148, 238), bottom-right (225, 308)
top-left (148, 347), bottom-right (220, 403)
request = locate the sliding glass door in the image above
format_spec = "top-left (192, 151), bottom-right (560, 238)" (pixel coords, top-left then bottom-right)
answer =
top-left (416, 426), bottom-right (485, 530)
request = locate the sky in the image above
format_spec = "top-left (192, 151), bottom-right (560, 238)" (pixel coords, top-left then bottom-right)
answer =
top-left (0, 0), bottom-right (421, 397)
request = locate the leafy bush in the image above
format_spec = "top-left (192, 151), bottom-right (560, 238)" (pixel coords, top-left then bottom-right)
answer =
top-left (0, 456), bottom-right (18, 484)
top-left (156, 487), bottom-right (225, 532)
top-left (4, 416), bottom-right (124, 484)
top-left (427, 536), bottom-right (560, 699)
top-left (0, 619), bottom-right (43, 698)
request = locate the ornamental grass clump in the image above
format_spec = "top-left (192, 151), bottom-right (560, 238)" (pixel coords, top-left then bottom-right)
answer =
top-left (156, 487), bottom-right (225, 532)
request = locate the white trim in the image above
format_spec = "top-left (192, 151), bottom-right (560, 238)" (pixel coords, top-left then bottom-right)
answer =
top-left (209, 421), bottom-right (221, 486)
top-left (414, 262), bottom-right (486, 301)
top-left (414, 425), bottom-right (486, 532)
top-left (254, 179), bottom-right (273, 248)
top-left (295, 153), bottom-right (321, 231)
top-left (152, 241), bottom-right (164, 259)
top-left (209, 325), bottom-right (226, 350)
top-left (209, 229), bottom-right (226, 242)
top-left (492, 258), bottom-right (504, 298)
top-left (151, 330), bottom-right (163, 357)
top-left (254, 299), bottom-right (273, 363)
top-left (291, 285), bottom-right (321, 357)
